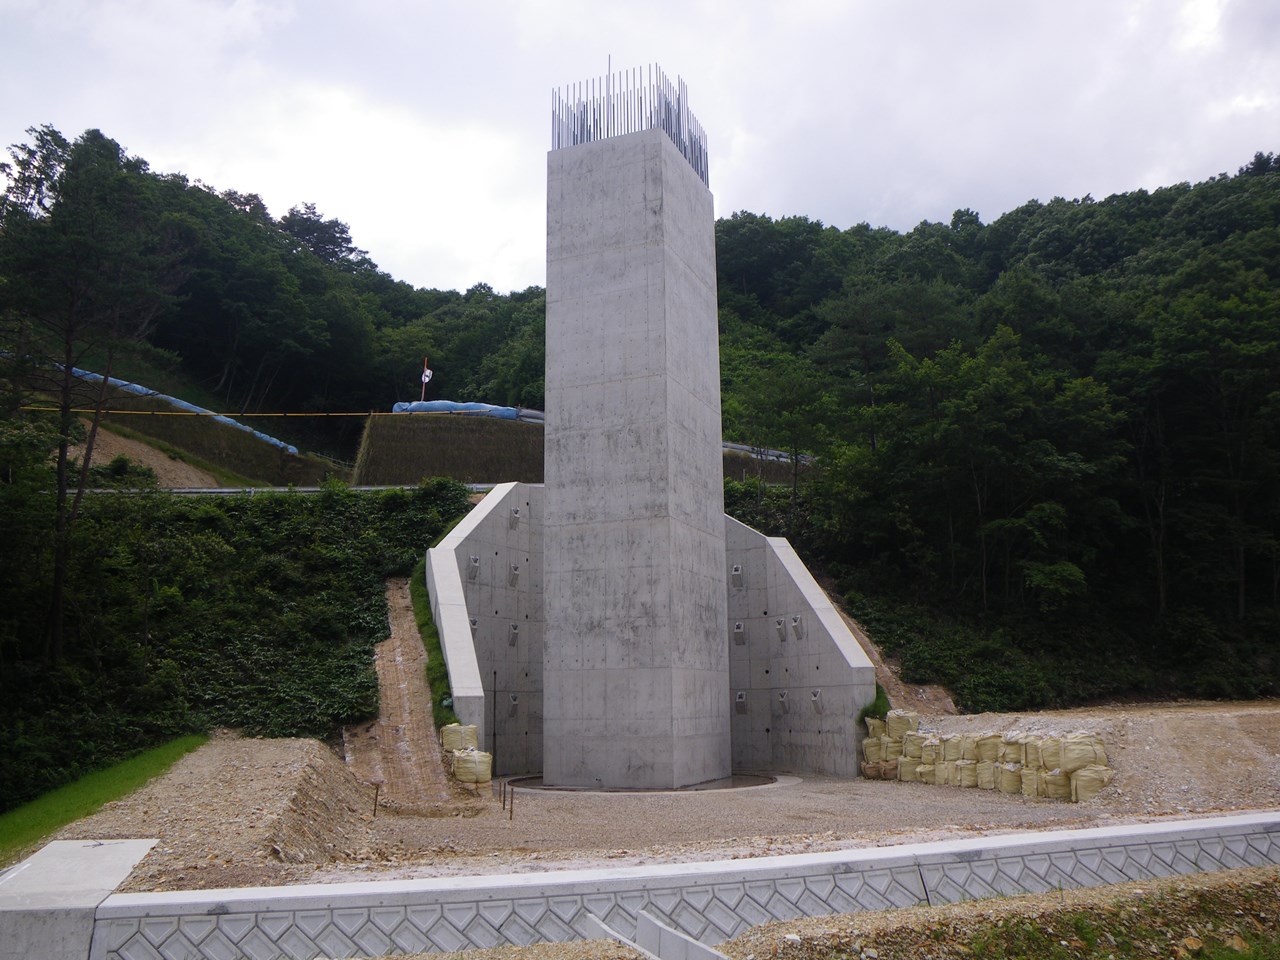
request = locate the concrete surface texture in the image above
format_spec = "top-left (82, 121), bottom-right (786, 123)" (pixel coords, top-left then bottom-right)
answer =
top-left (76, 811), bottom-right (1280, 959)
top-left (543, 127), bottom-right (730, 788)
top-left (0, 839), bottom-right (155, 960)
top-left (725, 518), bottom-right (877, 776)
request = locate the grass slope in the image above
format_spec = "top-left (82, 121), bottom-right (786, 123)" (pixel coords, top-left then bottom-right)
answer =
top-left (353, 413), bottom-right (800, 486)
top-left (0, 735), bottom-right (207, 866)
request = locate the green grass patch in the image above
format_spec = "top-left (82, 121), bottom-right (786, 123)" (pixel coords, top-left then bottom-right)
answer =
top-left (0, 734), bottom-right (207, 866)
top-left (410, 553), bottom-right (460, 730)
top-left (857, 683), bottom-right (890, 724)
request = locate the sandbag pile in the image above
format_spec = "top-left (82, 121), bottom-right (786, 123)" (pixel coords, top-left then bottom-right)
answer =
top-left (451, 747), bottom-right (492, 784)
top-left (441, 723), bottom-right (479, 751)
top-left (860, 713), bottom-right (1113, 803)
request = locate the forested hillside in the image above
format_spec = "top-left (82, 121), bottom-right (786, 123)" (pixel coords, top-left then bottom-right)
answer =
top-left (1, 126), bottom-right (1278, 811)
top-left (717, 154), bottom-right (1280, 709)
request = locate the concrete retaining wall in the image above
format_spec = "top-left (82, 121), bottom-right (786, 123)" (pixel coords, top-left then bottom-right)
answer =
top-left (425, 482), bottom-right (543, 769)
top-left (83, 812), bottom-right (1280, 959)
top-left (725, 518), bottom-right (877, 776)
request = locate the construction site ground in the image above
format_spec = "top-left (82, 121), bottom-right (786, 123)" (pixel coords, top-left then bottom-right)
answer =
top-left (48, 578), bottom-right (1280, 959)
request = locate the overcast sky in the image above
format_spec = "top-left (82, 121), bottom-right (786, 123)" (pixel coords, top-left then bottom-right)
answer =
top-left (2, 0), bottom-right (1277, 294)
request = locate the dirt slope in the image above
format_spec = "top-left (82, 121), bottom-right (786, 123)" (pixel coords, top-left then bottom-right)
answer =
top-left (71, 421), bottom-right (220, 487)
top-left (341, 579), bottom-right (455, 813)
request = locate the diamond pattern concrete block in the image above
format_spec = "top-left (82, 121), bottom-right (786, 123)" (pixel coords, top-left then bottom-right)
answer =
top-left (603, 904), bottom-right (637, 939)
top-left (101, 919), bottom-right (141, 952)
top-left (1145, 843), bottom-right (1180, 877)
top-left (1102, 846), bottom-right (1131, 874)
top-left (314, 924), bottom-right (358, 959)
top-left (480, 900), bottom-right (516, 928)
top-left (1126, 844), bottom-right (1154, 871)
top-left (651, 889), bottom-right (682, 915)
top-left (141, 917), bottom-right (179, 946)
top-left (353, 921), bottom-right (393, 955)
top-left (192, 929), bottom-right (240, 960)
top-left (257, 912), bottom-right (293, 940)
top-left (1224, 836), bottom-right (1252, 867)
top-left (84, 813), bottom-right (1280, 960)
top-left (500, 914), bottom-right (542, 947)
top-left (712, 883), bottom-right (745, 909)
top-left (1076, 849), bottom-right (1103, 875)
top-left (338, 906), bottom-right (377, 938)
top-left (427, 920), bottom-right (470, 953)
top-left (969, 859), bottom-right (1001, 888)
top-left (118, 934), bottom-right (163, 960)
top-left (796, 889), bottom-right (831, 916)
top-left (1246, 835), bottom-right (1274, 864)
top-left (218, 916), bottom-right (254, 942)
top-left (512, 899), bottom-right (548, 927)
top-left (733, 895), bottom-right (774, 929)
top-left (1168, 842), bottom-right (1203, 873)
top-left (180, 918), bottom-right (220, 948)
top-left (805, 876), bottom-right (836, 901)
top-left (235, 927), bottom-right (283, 960)
top-left (671, 899), bottom-right (709, 940)
top-left (1021, 853), bottom-right (1052, 880)
top-left (926, 874), bottom-right (970, 905)
top-left (684, 887), bottom-right (714, 911)
top-left (1179, 840), bottom-right (1211, 868)
top-left (988, 863), bottom-right (1027, 896)
top-left (824, 884), bottom-right (859, 914)
top-left (775, 878), bottom-right (806, 904)
top-left (889, 867), bottom-right (929, 906)
top-left (547, 895), bottom-right (583, 923)
top-left (389, 920), bottom-right (432, 954)
top-left (443, 902), bottom-right (479, 930)
top-left (582, 893), bottom-right (617, 921)
top-left (1200, 838), bottom-right (1226, 865)
top-left (163, 931), bottom-right (213, 960)
top-left (744, 881), bottom-right (775, 908)
top-left (702, 897), bottom-right (743, 939)
top-left (464, 915), bottom-right (505, 949)
top-left (293, 911), bottom-right (331, 938)
top-left (533, 911), bottom-right (576, 943)
top-left (765, 892), bottom-right (804, 921)
top-left (274, 926), bottom-right (319, 960)
top-left (370, 906), bottom-right (406, 934)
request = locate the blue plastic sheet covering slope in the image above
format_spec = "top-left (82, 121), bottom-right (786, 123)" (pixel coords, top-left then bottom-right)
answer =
top-left (391, 400), bottom-right (522, 419)
top-left (70, 366), bottom-right (299, 455)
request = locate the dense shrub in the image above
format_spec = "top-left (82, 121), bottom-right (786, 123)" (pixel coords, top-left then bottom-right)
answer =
top-left (0, 479), bottom-right (471, 812)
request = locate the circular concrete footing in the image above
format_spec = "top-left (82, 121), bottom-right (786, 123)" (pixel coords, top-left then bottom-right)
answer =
top-left (504, 773), bottom-right (798, 795)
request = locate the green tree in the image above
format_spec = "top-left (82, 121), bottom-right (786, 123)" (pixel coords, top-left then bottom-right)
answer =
top-left (0, 126), bottom-right (190, 660)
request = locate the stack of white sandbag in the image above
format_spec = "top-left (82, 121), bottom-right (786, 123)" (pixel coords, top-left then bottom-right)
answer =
top-left (440, 723), bottom-right (478, 751)
top-left (860, 709), bottom-right (916, 780)
top-left (451, 747), bottom-right (492, 783)
top-left (861, 713), bottom-right (1114, 802)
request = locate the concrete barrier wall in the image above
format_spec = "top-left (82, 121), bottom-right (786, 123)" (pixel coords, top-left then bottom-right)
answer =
top-left (85, 812), bottom-right (1280, 959)
top-left (725, 517), bottom-right (877, 776)
top-left (426, 482), bottom-right (544, 774)
top-left (428, 497), bottom-right (876, 780)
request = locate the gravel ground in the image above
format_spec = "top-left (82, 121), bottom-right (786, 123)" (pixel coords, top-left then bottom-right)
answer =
top-left (43, 577), bottom-right (1280, 958)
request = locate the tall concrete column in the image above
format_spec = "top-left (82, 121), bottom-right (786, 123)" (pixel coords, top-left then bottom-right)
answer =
top-left (543, 125), bottom-right (730, 789)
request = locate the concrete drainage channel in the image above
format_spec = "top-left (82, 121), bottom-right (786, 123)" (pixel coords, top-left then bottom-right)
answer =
top-left (1, 812), bottom-right (1277, 960)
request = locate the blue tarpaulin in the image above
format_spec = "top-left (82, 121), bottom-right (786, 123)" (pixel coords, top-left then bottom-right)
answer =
top-left (392, 400), bottom-right (521, 419)
top-left (69, 366), bottom-right (300, 455)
